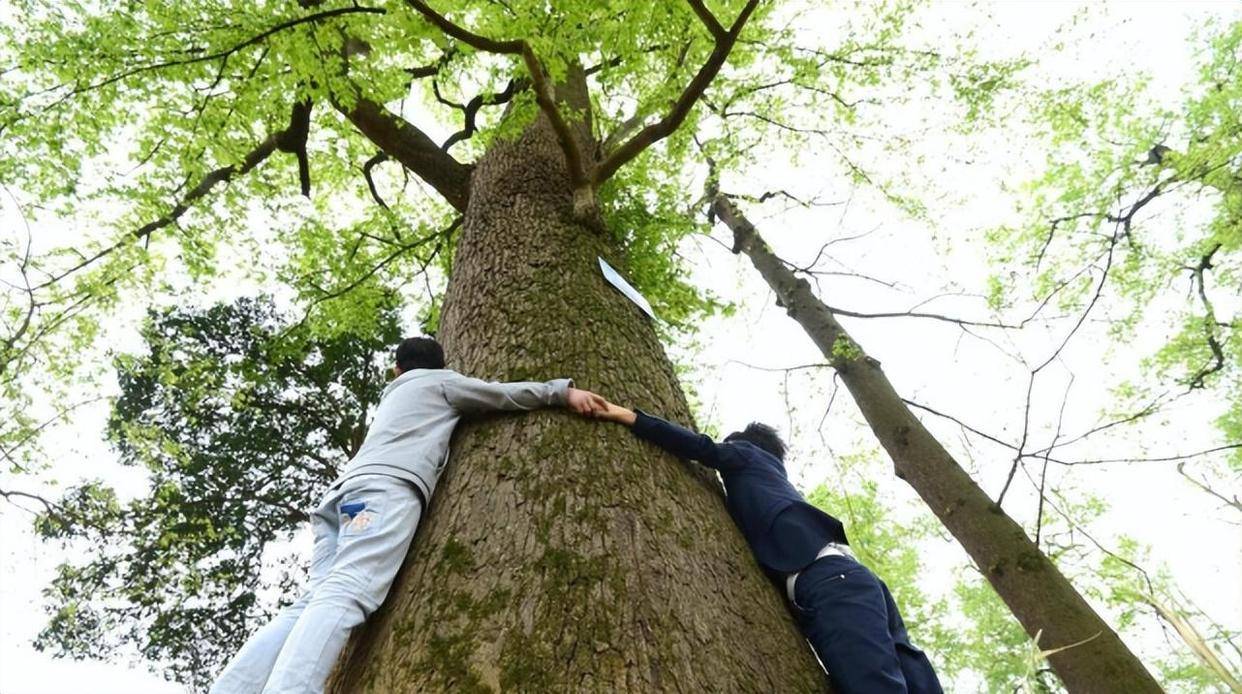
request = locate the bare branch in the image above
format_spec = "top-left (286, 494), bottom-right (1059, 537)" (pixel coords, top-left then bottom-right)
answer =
top-left (1027, 392), bottom-right (1174, 457)
top-left (724, 360), bottom-right (832, 374)
top-left (1176, 462), bottom-right (1242, 516)
top-left (907, 393), bottom-right (1240, 469)
top-left (1035, 213), bottom-right (1105, 270)
top-left (902, 398), bottom-right (1019, 451)
top-left (1056, 444), bottom-right (1242, 467)
top-left (0, 187), bottom-right (37, 370)
top-left (824, 304), bottom-right (1023, 330)
top-left (997, 372), bottom-right (1037, 506)
top-left (0, 487), bottom-right (60, 519)
top-left (1035, 375), bottom-right (1074, 545)
top-left (1032, 223), bottom-right (1122, 374)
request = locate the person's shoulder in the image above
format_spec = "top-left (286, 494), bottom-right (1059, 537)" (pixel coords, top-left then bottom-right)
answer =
top-left (724, 439), bottom-right (760, 455)
top-left (726, 440), bottom-right (784, 468)
top-left (386, 369), bottom-right (454, 395)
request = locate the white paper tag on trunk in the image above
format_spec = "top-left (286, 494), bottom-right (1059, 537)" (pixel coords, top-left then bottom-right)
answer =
top-left (598, 257), bottom-right (657, 320)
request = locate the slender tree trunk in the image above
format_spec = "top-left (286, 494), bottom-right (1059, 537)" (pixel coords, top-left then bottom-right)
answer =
top-left (327, 102), bottom-right (829, 690)
top-left (713, 195), bottom-right (1163, 693)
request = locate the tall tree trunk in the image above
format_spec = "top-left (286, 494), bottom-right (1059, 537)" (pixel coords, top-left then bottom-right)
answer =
top-left (327, 114), bottom-right (829, 690)
top-left (713, 195), bottom-right (1162, 693)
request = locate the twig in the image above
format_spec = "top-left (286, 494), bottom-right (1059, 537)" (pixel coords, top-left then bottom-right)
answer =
top-left (1035, 374), bottom-right (1073, 546)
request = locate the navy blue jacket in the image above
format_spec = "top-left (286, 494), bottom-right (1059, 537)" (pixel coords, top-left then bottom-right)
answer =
top-left (632, 410), bottom-right (848, 574)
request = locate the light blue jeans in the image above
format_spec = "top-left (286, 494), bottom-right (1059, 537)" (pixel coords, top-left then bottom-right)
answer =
top-left (210, 474), bottom-right (423, 694)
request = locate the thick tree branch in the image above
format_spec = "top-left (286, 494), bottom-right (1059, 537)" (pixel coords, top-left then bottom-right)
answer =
top-left (520, 47), bottom-right (590, 188)
top-left (275, 98), bottom-right (314, 197)
top-left (403, 0), bottom-right (524, 53)
top-left (337, 96), bottom-right (471, 212)
top-left (686, 0), bottom-right (726, 39)
top-left (402, 2), bottom-right (589, 187)
top-left (384, 2), bottom-right (595, 205)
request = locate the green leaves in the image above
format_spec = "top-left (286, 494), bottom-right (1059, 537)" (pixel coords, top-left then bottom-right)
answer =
top-left (0, 0), bottom-right (1031, 466)
top-left (987, 17), bottom-right (1242, 472)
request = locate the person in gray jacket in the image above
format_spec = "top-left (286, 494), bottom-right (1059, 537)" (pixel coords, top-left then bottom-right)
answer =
top-left (211, 337), bottom-right (605, 694)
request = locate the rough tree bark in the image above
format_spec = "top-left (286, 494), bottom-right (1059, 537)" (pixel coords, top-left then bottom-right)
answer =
top-left (713, 195), bottom-right (1162, 694)
top-left (326, 88), bottom-right (829, 691)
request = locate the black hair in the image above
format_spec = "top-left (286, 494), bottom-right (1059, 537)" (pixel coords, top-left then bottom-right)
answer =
top-left (395, 336), bottom-right (445, 372)
top-left (725, 422), bottom-right (787, 461)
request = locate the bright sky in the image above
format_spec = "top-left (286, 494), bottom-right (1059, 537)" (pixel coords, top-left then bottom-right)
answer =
top-left (2, 2), bottom-right (1240, 693)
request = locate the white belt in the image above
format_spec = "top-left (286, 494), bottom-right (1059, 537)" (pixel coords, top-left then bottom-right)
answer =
top-left (785, 542), bottom-right (855, 603)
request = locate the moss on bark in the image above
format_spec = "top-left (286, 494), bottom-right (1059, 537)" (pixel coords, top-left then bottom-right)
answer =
top-left (328, 94), bottom-right (828, 693)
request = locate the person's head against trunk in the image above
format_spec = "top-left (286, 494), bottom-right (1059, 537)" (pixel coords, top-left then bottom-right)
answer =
top-left (395, 336), bottom-right (445, 375)
top-left (725, 422), bottom-right (787, 461)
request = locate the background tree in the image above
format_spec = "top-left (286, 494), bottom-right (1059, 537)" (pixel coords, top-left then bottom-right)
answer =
top-left (714, 191), bottom-right (1160, 691)
top-left (32, 296), bottom-right (399, 690)
top-left (693, 12), bottom-right (1242, 690)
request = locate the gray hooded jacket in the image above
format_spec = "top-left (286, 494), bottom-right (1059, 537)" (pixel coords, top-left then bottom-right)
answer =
top-left (334, 369), bottom-right (572, 502)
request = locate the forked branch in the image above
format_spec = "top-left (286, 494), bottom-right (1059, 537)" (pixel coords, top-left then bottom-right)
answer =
top-left (592, 0), bottom-right (761, 185)
top-left (403, 0), bottom-right (761, 197)
top-left (403, 0), bottom-right (589, 188)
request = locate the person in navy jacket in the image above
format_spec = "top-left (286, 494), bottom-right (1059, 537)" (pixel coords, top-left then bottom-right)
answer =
top-left (595, 401), bottom-right (942, 694)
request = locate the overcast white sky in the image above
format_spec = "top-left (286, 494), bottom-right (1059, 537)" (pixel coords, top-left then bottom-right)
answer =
top-left (2, 2), bottom-right (1240, 693)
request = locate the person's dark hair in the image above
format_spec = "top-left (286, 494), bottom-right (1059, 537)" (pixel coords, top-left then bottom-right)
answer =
top-left (725, 422), bottom-right (787, 461)
top-left (395, 336), bottom-right (445, 372)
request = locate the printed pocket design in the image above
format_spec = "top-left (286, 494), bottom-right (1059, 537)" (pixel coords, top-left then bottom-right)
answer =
top-left (339, 501), bottom-right (380, 538)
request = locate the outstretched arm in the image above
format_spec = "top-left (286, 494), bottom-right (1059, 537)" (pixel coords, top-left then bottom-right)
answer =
top-left (443, 373), bottom-right (605, 415)
top-left (596, 402), bottom-right (730, 470)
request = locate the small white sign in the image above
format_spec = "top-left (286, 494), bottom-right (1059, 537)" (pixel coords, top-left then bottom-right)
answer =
top-left (598, 257), bottom-right (657, 321)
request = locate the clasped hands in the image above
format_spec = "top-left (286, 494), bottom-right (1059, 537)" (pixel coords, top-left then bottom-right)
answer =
top-left (566, 387), bottom-right (636, 424)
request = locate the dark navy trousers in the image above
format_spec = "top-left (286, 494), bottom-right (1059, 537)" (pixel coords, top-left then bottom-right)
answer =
top-left (792, 555), bottom-right (943, 694)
